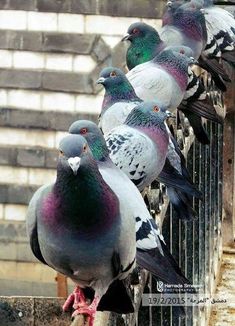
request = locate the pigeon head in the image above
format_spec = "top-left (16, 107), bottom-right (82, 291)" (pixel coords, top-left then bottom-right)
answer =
top-left (122, 22), bottom-right (164, 69)
top-left (163, 0), bottom-right (185, 25)
top-left (58, 134), bottom-right (93, 176)
top-left (122, 22), bottom-right (161, 43)
top-left (170, 2), bottom-right (205, 42)
top-left (165, 45), bottom-right (197, 65)
top-left (153, 48), bottom-right (190, 90)
top-left (97, 67), bottom-right (140, 109)
top-left (69, 120), bottom-right (109, 162)
top-left (97, 67), bottom-right (129, 89)
top-left (125, 101), bottom-right (169, 129)
top-left (165, 45), bottom-right (194, 59)
top-left (166, 0), bottom-right (185, 11)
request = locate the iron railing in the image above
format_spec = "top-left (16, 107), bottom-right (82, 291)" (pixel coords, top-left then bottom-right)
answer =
top-left (102, 70), bottom-right (225, 326)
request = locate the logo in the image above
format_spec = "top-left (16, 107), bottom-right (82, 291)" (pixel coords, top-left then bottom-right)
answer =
top-left (157, 281), bottom-right (164, 292)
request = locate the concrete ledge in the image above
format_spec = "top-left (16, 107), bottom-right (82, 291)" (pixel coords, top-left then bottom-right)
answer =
top-left (0, 0), bottom-right (165, 18)
top-left (0, 296), bottom-right (119, 326)
top-left (0, 30), bottom-right (98, 55)
top-left (0, 296), bottom-right (71, 326)
top-left (0, 108), bottom-right (97, 131)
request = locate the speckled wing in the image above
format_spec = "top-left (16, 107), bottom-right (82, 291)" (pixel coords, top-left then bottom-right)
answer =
top-left (205, 7), bottom-right (235, 45)
top-left (184, 68), bottom-right (206, 101)
top-left (135, 216), bottom-right (164, 254)
top-left (99, 162), bottom-right (164, 255)
top-left (105, 125), bottom-right (157, 191)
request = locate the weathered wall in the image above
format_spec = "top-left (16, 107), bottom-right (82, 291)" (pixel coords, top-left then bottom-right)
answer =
top-left (0, 0), bottom-right (165, 296)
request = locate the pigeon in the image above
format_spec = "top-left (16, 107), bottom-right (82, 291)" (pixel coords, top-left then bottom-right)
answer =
top-left (161, 0), bottom-right (231, 90)
top-left (97, 67), bottom-right (141, 134)
top-left (192, 0), bottom-right (235, 67)
top-left (126, 47), bottom-right (191, 111)
top-left (167, 0), bottom-right (235, 59)
top-left (97, 68), bottom-right (202, 219)
top-left (26, 134), bottom-right (136, 325)
top-left (69, 119), bottom-right (192, 286)
top-left (104, 101), bottom-right (170, 191)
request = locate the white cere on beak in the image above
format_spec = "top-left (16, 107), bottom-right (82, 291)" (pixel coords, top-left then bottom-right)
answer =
top-left (96, 77), bottom-right (105, 84)
top-left (68, 157), bottom-right (81, 175)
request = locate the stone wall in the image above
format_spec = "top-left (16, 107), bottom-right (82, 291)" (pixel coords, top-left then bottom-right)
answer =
top-left (0, 0), bottom-right (165, 296)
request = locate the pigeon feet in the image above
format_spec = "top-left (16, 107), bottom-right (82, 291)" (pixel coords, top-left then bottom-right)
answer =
top-left (72, 296), bottom-right (100, 326)
top-left (62, 286), bottom-right (86, 312)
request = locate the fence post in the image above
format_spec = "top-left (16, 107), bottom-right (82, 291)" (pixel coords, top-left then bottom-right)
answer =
top-left (56, 273), bottom-right (68, 298)
top-left (222, 67), bottom-right (235, 247)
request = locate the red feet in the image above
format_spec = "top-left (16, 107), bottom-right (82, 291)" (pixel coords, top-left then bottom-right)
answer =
top-left (72, 297), bottom-right (100, 326)
top-left (62, 286), bottom-right (86, 312)
top-left (63, 286), bottom-right (100, 326)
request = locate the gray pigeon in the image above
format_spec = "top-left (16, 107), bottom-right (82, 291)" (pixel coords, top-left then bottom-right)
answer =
top-left (69, 119), bottom-right (192, 286)
top-left (96, 67), bottom-right (141, 134)
top-left (161, 0), bottom-right (231, 91)
top-left (26, 134), bottom-right (136, 324)
top-left (126, 48), bottom-right (192, 111)
top-left (104, 101), bottom-right (170, 191)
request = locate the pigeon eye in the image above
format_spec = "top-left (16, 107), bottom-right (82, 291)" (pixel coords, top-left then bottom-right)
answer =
top-left (110, 71), bottom-right (117, 77)
top-left (59, 150), bottom-right (64, 156)
top-left (80, 128), bottom-right (87, 134)
top-left (83, 144), bottom-right (88, 152)
top-left (132, 28), bottom-right (139, 34)
top-left (153, 106), bottom-right (159, 112)
top-left (180, 49), bottom-right (185, 54)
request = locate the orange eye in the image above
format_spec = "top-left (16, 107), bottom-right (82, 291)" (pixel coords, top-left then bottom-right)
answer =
top-left (153, 106), bottom-right (159, 112)
top-left (83, 144), bottom-right (87, 152)
top-left (80, 128), bottom-right (87, 134)
top-left (133, 28), bottom-right (139, 34)
top-left (110, 71), bottom-right (117, 77)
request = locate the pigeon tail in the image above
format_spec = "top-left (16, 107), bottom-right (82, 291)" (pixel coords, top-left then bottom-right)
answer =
top-left (183, 111), bottom-right (210, 144)
top-left (97, 279), bottom-right (134, 314)
top-left (167, 187), bottom-right (196, 221)
top-left (136, 246), bottom-right (192, 290)
top-left (158, 159), bottom-right (202, 199)
top-left (198, 56), bottom-right (230, 91)
top-left (222, 50), bottom-right (235, 68)
top-left (179, 100), bottom-right (223, 124)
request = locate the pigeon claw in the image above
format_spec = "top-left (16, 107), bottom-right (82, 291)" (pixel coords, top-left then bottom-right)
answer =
top-left (72, 296), bottom-right (100, 326)
top-left (62, 286), bottom-right (86, 312)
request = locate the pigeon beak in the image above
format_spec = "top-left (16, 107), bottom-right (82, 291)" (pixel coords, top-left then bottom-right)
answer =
top-left (167, 1), bottom-right (172, 7)
top-left (96, 77), bottom-right (106, 85)
top-left (121, 33), bottom-right (131, 42)
top-left (190, 56), bottom-right (198, 65)
top-left (166, 111), bottom-right (176, 119)
top-left (68, 157), bottom-right (81, 175)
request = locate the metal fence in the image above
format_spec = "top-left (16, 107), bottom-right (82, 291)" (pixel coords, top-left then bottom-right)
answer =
top-left (137, 121), bottom-right (224, 326)
top-left (101, 70), bottom-right (225, 326)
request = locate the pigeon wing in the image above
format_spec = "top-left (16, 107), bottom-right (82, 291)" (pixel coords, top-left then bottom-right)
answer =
top-left (105, 126), bottom-right (157, 190)
top-left (26, 184), bottom-right (52, 265)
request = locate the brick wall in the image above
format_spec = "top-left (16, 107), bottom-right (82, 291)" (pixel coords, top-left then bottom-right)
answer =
top-left (0, 0), bottom-right (165, 296)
